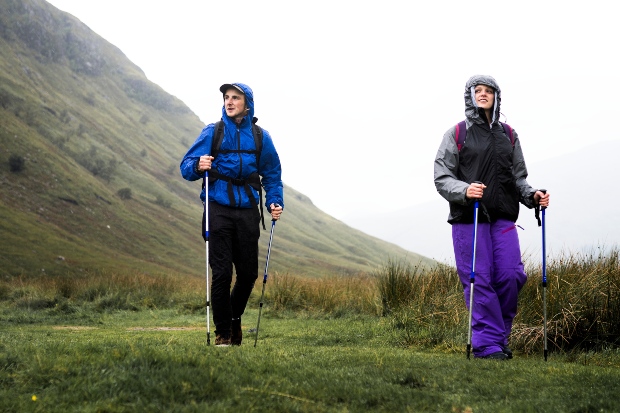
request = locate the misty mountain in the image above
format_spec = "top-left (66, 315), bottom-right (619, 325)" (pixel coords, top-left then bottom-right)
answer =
top-left (0, 0), bottom-right (434, 279)
top-left (344, 139), bottom-right (620, 265)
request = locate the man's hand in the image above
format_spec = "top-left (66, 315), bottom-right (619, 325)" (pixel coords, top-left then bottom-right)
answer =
top-left (196, 155), bottom-right (214, 172)
top-left (270, 203), bottom-right (283, 221)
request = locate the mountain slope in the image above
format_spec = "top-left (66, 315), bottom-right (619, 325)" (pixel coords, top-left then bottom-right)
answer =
top-left (0, 0), bottom-right (434, 278)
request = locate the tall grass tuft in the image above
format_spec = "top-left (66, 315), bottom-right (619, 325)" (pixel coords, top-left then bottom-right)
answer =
top-left (265, 272), bottom-right (378, 316)
top-left (513, 247), bottom-right (620, 353)
top-left (375, 259), bottom-right (465, 349)
top-left (375, 259), bottom-right (419, 316)
top-left (374, 248), bottom-right (620, 355)
top-left (0, 272), bottom-right (204, 314)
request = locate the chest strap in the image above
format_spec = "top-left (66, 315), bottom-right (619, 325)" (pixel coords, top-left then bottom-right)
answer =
top-left (207, 171), bottom-right (265, 230)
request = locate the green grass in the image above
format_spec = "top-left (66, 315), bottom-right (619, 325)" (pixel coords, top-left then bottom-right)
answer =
top-left (2, 309), bottom-right (619, 413)
top-left (2, 249), bottom-right (620, 412)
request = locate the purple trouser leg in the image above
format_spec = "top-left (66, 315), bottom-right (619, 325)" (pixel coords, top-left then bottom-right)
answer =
top-left (453, 219), bottom-right (527, 358)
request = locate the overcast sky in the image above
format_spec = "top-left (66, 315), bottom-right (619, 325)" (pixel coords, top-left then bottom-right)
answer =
top-left (46, 0), bottom-right (619, 224)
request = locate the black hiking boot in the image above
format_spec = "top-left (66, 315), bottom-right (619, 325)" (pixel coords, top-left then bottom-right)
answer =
top-left (480, 351), bottom-right (508, 360)
top-left (502, 346), bottom-right (513, 359)
top-left (231, 318), bottom-right (242, 346)
top-left (215, 332), bottom-right (231, 347)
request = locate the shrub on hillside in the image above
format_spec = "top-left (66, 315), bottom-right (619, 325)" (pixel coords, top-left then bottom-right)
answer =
top-left (155, 195), bottom-right (171, 208)
top-left (117, 188), bottom-right (132, 200)
top-left (78, 146), bottom-right (118, 182)
top-left (9, 154), bottom-right (25, 172)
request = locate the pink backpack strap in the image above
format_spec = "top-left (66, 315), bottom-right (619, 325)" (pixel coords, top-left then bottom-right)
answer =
top-left (501, 122), bottom-right (514, 146)
top-left (455, 120), bottom-right (467, 151)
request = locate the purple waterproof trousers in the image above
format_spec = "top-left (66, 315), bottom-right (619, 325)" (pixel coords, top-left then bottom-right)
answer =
top-left (452, 219), bottom-right (527, 358)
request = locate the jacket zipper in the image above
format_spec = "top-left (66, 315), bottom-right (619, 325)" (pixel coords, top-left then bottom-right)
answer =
top-left (236, 125), bottom-right (242, 207)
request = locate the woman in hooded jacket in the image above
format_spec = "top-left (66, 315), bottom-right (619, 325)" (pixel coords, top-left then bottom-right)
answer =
top-left (434, 75), bottom-right (550, 360)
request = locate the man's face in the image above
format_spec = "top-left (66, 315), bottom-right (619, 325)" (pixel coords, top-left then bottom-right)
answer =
top-left (474, 84), bottom-right (495, 110)
top-left (223, 88), bottom-right (247, 121)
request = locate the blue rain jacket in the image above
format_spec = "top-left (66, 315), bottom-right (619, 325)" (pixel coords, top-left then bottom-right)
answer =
top-left (180, 83), bottom-right (284, 211)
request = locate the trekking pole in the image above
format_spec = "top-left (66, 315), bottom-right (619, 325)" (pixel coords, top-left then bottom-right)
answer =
top-left (203, 176), bottom-right (211, 346)
top-left (467, 181), bottom-right (482, 360)
top-left (540, 189), bottom-right (548, 361)
top-left (254, 204), bottom-right (279, 347)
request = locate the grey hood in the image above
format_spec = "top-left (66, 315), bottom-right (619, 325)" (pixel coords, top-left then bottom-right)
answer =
top-left (464, 75), bottom-right (501, 125)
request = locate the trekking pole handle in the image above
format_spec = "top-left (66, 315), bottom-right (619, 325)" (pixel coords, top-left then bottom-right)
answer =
top-left (271, 203), bottom-right (281, 222)
top-left (471, 181), bottom-right (484, 201)
top-left (539, 189), bottom-right (547, 210)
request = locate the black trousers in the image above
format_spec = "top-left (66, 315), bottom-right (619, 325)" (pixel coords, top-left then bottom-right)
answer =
top-left (202, 201), bottom-right (261, 337)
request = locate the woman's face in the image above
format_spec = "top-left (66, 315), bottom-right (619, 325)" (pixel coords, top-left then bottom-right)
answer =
top-left (474, 84), bottom-right (495, 110)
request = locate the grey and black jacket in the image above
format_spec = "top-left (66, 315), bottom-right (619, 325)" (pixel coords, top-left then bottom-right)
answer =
top-left (434, 75), bottom-right (537, 224)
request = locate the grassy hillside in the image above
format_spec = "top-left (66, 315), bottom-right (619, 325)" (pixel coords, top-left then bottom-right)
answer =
top-left (0, 0), bottom-right (434, 279)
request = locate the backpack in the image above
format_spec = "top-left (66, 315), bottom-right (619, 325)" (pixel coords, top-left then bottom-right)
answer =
top-left (455, 120), bottom-right (514, 151)
top-left (207, 117), bottom-right (266, 229)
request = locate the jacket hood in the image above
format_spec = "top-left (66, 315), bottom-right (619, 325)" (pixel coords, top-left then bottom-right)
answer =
top-left (464, 75), bottom-right (501, 125)
top-left (221, 82), bottom-right (255, 123)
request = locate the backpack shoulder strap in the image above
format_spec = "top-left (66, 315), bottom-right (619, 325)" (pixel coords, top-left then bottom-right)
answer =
top-left (455, 120), bottom-right (467, 151)
top-left (211, 119), bottom-right (263, 160)
top-left (251, 118), bottom-right (263, 168)
top-left (500, 122), bottom-right (514, 146)
top-left (211, 120), bottom-right (225, 156)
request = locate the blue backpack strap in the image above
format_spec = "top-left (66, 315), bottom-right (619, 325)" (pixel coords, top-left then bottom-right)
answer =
top-left (455, 120), bottom-right (467, 151)
top-left (501, 122), bottom-right (514, 146)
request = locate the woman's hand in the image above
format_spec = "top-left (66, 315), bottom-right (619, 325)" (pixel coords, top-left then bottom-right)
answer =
top-left (466, 182), bottom-right (486, 199)
top-left (534, 190), bottom-right (550, 208)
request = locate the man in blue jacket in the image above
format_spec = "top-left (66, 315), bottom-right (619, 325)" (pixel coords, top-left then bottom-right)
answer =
top-left (181, 83), bottom-right (284, 346)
